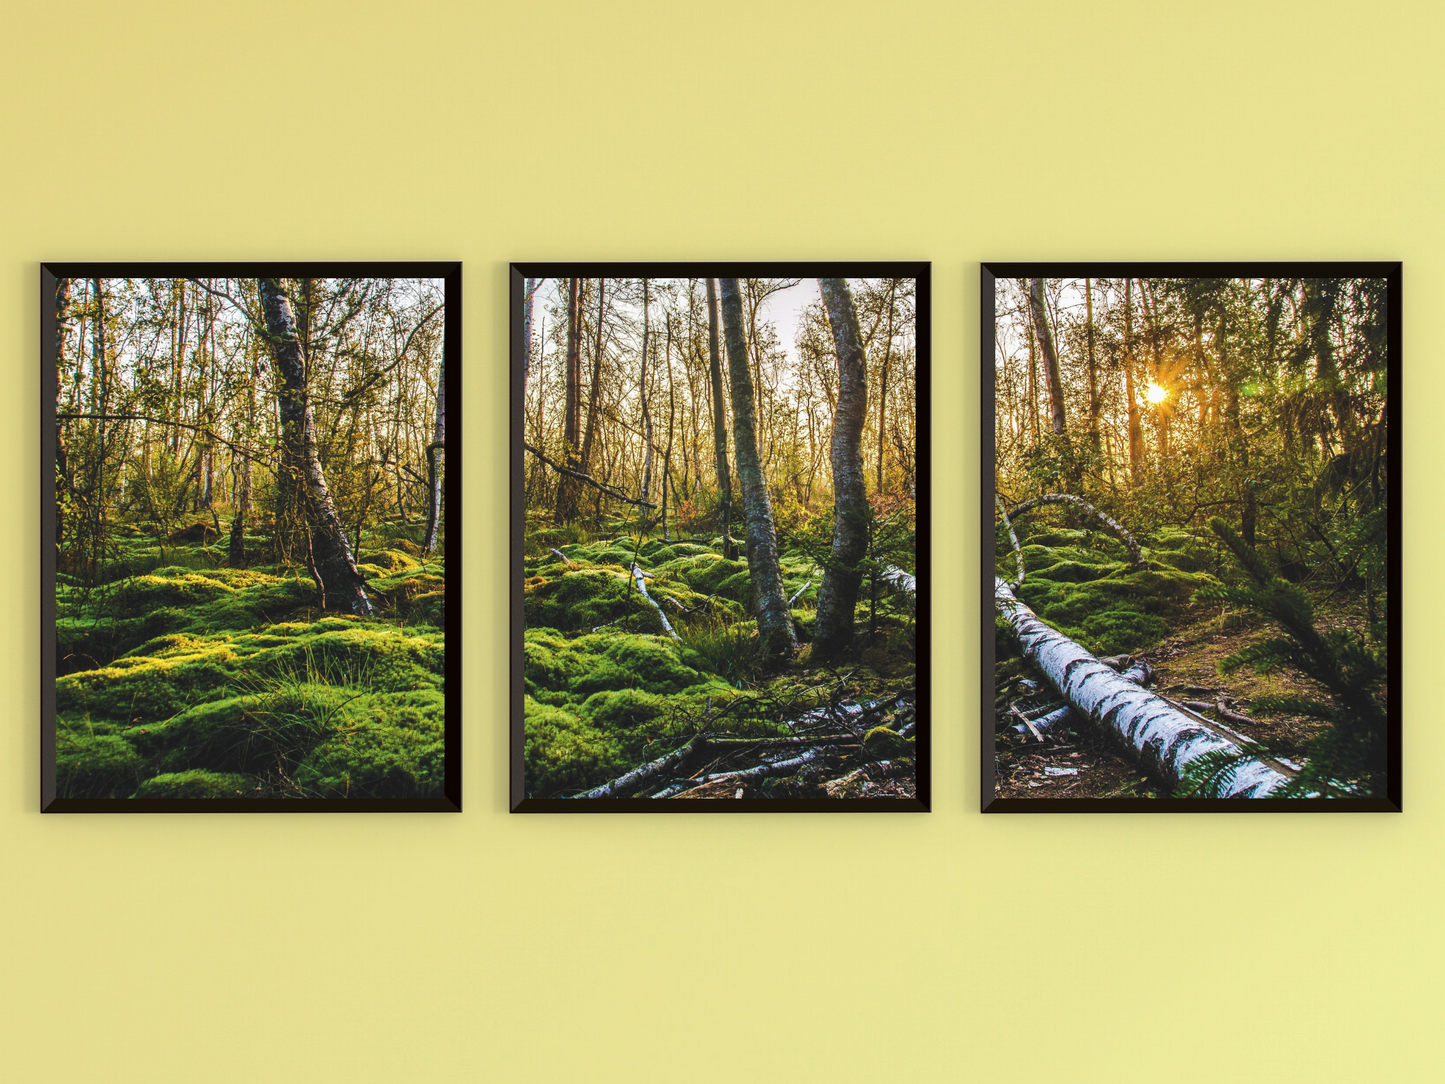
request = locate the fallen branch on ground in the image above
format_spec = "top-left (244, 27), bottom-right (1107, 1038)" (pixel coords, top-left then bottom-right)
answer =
top-left (1004, 493), bottom-right (1146, 569)
top-left (579, 734), bottom-right (704, 799)
top-left (631, 562), bottom-right (679, 641)
top-left (996, 494), bottom-right (1025, 585)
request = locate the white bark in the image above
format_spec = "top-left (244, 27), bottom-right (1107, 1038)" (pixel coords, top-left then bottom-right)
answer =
top-left (632, 562), bottom-right (680, 641)
top-left (580, 735), bottom-right (702, 799)
top-left (994, 576), bottom-right (1288, 797)
top-left (1005, 493), bottom-right (1146, 569)
top-left (996, 495), bottom-right (1025, 585)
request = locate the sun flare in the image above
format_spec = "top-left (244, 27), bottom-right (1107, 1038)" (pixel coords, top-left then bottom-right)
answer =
top-left (1144, 381), bottom-right (1168, 404)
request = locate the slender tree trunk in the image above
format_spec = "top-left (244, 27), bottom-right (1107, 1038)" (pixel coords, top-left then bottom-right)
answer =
top-left (1139, 281), bottom-right (1170, 460)
top-left (200, 283), bottom-right (215, 510)
top-left (554, 277), bottom-right (582, 525)
top-left (258, 278), bottom-right (372, 615)
top-left (423, 347), bottom-right (446, 554)
top-left (719, 278), bottom-right (794, 654)
top-left (1084, 277), bottom-right (1100, 459)
top-left (1026, 301), bottom-right (1039, 445)
top-left (1306, 279), bottom-right (1350, 456)
top-left (875, 280), bottom-right (896, 495)
top-left (89, 278), bottom-right (109, 583)
top-left (1123, 278), bottom-right (1144, 485)
top-left (578, 279), bottom-right (606, 474)
top-left (663, 311), bottom-right (676, 542)
top-left (1028, 278), bottom-right (1067, 436)
top-left (230, 355), bottom-right (259, 566)
top-left (173, 281), bottom-right (186, 455)
top-left (522, 276), bottom-right (537, 389)
top-left (54, 277), bottom-right (71, 552)
top-left (813, 278), bottom-right (872, 660)
top-left (1217, 309), bottom-right (1257, 546)
top-left (706, 279), bottom-right (736, 559)
top-left (639, 278), bottom-right (653, 517)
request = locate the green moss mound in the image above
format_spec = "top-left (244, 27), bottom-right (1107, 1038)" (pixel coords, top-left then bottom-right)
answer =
top-left (54, 549), bottom-right (448, 801)
top-left (521, 625), bottom-right (747, 796)
top-left (1001, 525), bottom-right (1218, 657)
top-left (134, 770), bottom-right (252, 799)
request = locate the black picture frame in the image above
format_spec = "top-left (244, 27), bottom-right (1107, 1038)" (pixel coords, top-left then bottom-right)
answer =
top-left (42, 261), bottom-right (462, 813)
top-left (981, 261), bottom-right (1401, 813)
top-left (512, 262), bottom-right (931, 812)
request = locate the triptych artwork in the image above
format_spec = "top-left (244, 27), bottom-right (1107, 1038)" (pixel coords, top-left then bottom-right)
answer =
top-left (38, 260), bottom-right (1399, 813)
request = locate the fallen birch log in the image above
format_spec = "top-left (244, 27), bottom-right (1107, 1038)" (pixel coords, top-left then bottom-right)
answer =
top-left (631, 562), bottom-right (680, 641)
top-left (579, 734), bottom-right (704, 798)
top-left (547, 547), bottom-right (574, 566)
top-left (1004, 493), bottom-right (1146, 569)
top-left (994, 576), bottom-right (1287, 797)
top-left (1006, 659), bottom-right (1151, 737)
top-left (788, 580), bottom-right (813, 606)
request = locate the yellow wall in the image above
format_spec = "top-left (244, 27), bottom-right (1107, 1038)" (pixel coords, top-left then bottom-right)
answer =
top-left (1, 2), bottom-right (1438, 1080)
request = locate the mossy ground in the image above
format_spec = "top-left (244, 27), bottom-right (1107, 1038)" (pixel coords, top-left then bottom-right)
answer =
top-left (522, 531), bottom-right (917, 798)
top-left (56, 518), bottom-right (446, 799)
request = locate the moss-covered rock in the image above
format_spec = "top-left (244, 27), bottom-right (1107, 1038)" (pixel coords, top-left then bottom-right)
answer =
top-left (862, 725), bottom-right (914, 758)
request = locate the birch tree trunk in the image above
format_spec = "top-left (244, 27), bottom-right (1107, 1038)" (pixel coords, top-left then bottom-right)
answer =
top-left (719, 277), bottom-right (795, 654)
top-left (578, 278), bottom-right (606, 476)
top-left (663, 311), bottom-right (676, 542)
top-left (1028, 278), bottom-right (1067, 436)
top-left (258, 278), bottom-right (373, 616)
top-left (813, 277), bottom-right (871, 660)
top-left (995, 577), bottom-right (1288, 797)
top-left (54, 276), bottom-right (71, 552)
top-left (706, 279), bottom-right (736, 559)
top-left (422, 345), bottom-right (446, 554)
top-left (522, 276), bottom-right (536, 389)
top-left (875, 279), bottom-right (896, 495)
top-left (554, 277), bottom-right (582, 525)
top-left (639, 278), bottom-right (653, 515)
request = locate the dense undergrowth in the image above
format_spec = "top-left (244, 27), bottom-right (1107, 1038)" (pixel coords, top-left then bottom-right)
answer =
top-left (56, 517), bottom-right (446, 799)
top-left (522, 528), bottom-right (916, 798)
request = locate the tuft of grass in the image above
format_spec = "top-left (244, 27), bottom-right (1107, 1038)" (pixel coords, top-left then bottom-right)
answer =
top-left (679, 613), bottom-right (763, 684)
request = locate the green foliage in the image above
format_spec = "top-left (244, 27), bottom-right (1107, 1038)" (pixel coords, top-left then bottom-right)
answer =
top-left (1187, 517), bottom-right (1388, 798)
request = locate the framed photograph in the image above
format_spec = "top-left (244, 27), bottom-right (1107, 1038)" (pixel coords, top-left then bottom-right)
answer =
top-left (512, 263), bottom-right (929, 811)
top-left (982, 263), bottom-right (1400, 811)
top-left (42, 262), bottom-right (461, 812)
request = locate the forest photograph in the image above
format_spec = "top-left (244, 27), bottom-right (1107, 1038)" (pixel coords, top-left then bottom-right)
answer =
top-left (986, 264), bottom-right (1398, 807)
top-left (43, 265), bottom-right (459, 809)
top-left (512, 264), bottom-right (927, 808)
